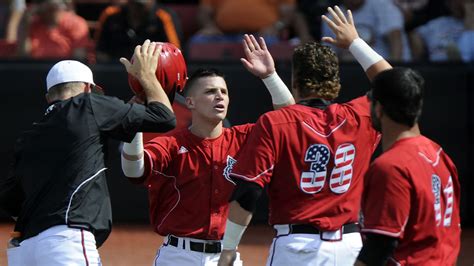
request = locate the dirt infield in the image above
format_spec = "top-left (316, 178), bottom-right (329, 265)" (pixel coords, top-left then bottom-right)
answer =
top-left (1, 223), bottom-right (473, 265)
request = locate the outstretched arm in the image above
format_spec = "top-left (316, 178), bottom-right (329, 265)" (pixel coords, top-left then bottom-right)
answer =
top-left (321, 6), bottom-right (392, 81)
top-left (218, 201), bottom-right (253, 266)
top-left (240, 34), bottom-right (295, 109)
top-left (120, 40), bottom-right (176, 179)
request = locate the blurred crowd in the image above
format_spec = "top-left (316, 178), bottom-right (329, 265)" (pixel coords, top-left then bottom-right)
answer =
top-left (0, 0), bottom-right (472, 63)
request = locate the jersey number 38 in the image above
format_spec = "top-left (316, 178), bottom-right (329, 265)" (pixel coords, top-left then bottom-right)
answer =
top-left (300, 143), bottom-right (355, 194)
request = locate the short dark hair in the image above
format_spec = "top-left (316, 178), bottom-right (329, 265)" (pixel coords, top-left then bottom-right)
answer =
top-left (183, 68), bottom-right (225, 96)
top-left (371, 68), bottom-right (424, 127)
top-left (292, 42), bottom-right (341, 100)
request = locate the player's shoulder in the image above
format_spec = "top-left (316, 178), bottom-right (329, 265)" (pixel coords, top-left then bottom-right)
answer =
top-left (227, 123), bottom-right (254, 135)
top-left (258, 105), bottom-right (305, 125)
top-left (367, 152), bottom-right (410, 187)
top-left (372, 136), bottom-right (436, 173)
top-left (414, 135), bottom-right (454, 165)
top-left (146, 127), bottom-right (186, 148)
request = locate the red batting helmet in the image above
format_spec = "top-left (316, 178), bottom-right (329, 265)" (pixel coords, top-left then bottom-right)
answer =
top-left (128, 42), bottom-right (188, 103)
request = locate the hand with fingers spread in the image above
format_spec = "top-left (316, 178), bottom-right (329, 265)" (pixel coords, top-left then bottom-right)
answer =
top-left (321, 6), bottom-right (359, 49)
top-left (120, 39), bottom-right (161, 81)
top-left (240, 34), bottom-right (276, 79)
top-left (119, 39), bottom-right (172, 109)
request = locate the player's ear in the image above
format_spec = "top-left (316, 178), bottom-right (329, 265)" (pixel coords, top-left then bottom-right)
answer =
top-left (374, 101), bottom-right (383, 119)
top-left (45, 93), bottom-right (52, 104)
top-left (185, 96), bottom-right (195, 110)
top-left (83, 83), bottom-right (91, 93)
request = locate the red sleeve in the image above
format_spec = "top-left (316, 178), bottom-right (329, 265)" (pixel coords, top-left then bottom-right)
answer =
top-left (362, 159), bottom-right (411, 238)
top-left (343, 95), bottom-right (371, 117)
top-left (230, 115), bottom-right (274, 188)
top-left (143, 137), bottom-right (173, 182)
top-left (231, 123), bottom-right (255, 135)
top-left (343, 95), bottom-right (380, 152)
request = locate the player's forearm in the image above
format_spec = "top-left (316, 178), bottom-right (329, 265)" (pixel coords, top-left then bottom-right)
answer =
top-left (349, 38), bottom-right (392, 81)
top-left (222, 201), bottom-right (252, 251)
top-left (121, 133), bottom-right (145, 178)
top-left (262, 72), bottom-right (295, 109)
top-left (140, 75), bottom-right (174, 112)
top-left (141, 102), bottom-right (176, 133)
top-left (228, 201), bottom-right (252, 226)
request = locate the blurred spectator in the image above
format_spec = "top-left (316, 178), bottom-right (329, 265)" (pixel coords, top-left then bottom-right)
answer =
top-left (5, 0), bottom-right (26, 42)
top-left (17, 0), bottom-right (90, 60)
top-left (409, 0), bottom-right (465, 61)
top-left (322, 0), bottom-right (411, 61)
top-left (298, 0), bottom-right (340, 40)
top-left (191, 0), bottom-right (312, 45)
top-left (458, 0), bottom-right (474, 62)
top-left (94, 0), bottom-right (181, 62)
top-left (394, 0), bottom-right (449, 32)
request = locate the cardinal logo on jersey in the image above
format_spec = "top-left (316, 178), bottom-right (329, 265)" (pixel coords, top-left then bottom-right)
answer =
top-left (223, 155), bottom-right (237, 185)
top-left (178, 146), bottom-right (188, 154)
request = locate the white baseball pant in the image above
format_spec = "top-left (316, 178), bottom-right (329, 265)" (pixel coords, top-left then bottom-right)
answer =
top-left (266, 225), bottom-right (362, 266)
top-left (153, 235), bottom-right (243, 266)
top-left (7, 225), bottom-right (101, 266)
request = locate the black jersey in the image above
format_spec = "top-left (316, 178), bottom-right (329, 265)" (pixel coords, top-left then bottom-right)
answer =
top-left (0, 92), bottom-right (175, 246)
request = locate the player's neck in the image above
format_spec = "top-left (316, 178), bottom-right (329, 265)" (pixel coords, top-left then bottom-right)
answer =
top-left (189, 118), bottom-right (223, 139)
top-left (382, 122), bottom-right (421, 151)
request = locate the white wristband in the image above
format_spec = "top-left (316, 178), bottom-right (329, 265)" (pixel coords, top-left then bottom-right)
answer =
top-left (121, 133), bottom-right (145, 178)
top-left (222, 220), bottom-right (247, 250)
top-left (262, 72), bottom-right (293, 105)
top-left (121, 155), bottom-right (144, 178)
top-left (122, 133), bottom-right (143, 156)
top-left (349, 38), bottom-right (384, 71)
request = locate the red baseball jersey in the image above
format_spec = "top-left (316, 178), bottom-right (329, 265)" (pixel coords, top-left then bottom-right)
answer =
top-left (362, 135), bottom-right (461, 265)
top-left (142, 124), bottom-right (253, 240)
top-left (230, 96), bottom-right (379, 230)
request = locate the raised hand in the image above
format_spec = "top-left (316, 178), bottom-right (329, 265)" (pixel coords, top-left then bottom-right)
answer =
top-left (240, 34), bottom-right (275, 79)
top-left (321, 6), bottom-right (359, 49)
top-left (120, 39), bottom-right (161, 80)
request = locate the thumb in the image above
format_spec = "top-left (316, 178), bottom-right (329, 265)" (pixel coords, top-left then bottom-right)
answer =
top-left (119, 57), bottom-right (131, 71)
top-left (240, 58), bottom-right (253, 72)
top-left (321, 37), bottom-right (336, 45)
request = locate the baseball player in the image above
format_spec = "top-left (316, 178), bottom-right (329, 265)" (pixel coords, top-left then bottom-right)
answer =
top-left (0, 40), bottom-right (176, 265)
top-left (218, 6), bottom-right (393, 266)
top-left (121, 34), bottom-right (295, 266)
top-left (355, 68), bottom-right (461, 265)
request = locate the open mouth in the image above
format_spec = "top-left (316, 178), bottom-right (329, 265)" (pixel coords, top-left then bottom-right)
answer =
top-left (214, 103), bottom-right (226, 111)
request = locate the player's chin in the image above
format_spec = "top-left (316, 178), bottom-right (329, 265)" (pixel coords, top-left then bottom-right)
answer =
top-left (207, 112), bottom-right (226, 122)
top-left (217, 111), bottom-right (227, 120)
top-left (213, 108), bottom-right (227, 116)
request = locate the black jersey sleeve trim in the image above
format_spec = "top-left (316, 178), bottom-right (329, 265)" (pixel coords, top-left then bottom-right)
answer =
top-left (357, 232), bottom-right (398, 265)
top-left (229, 179), bottom-right (263, 213)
